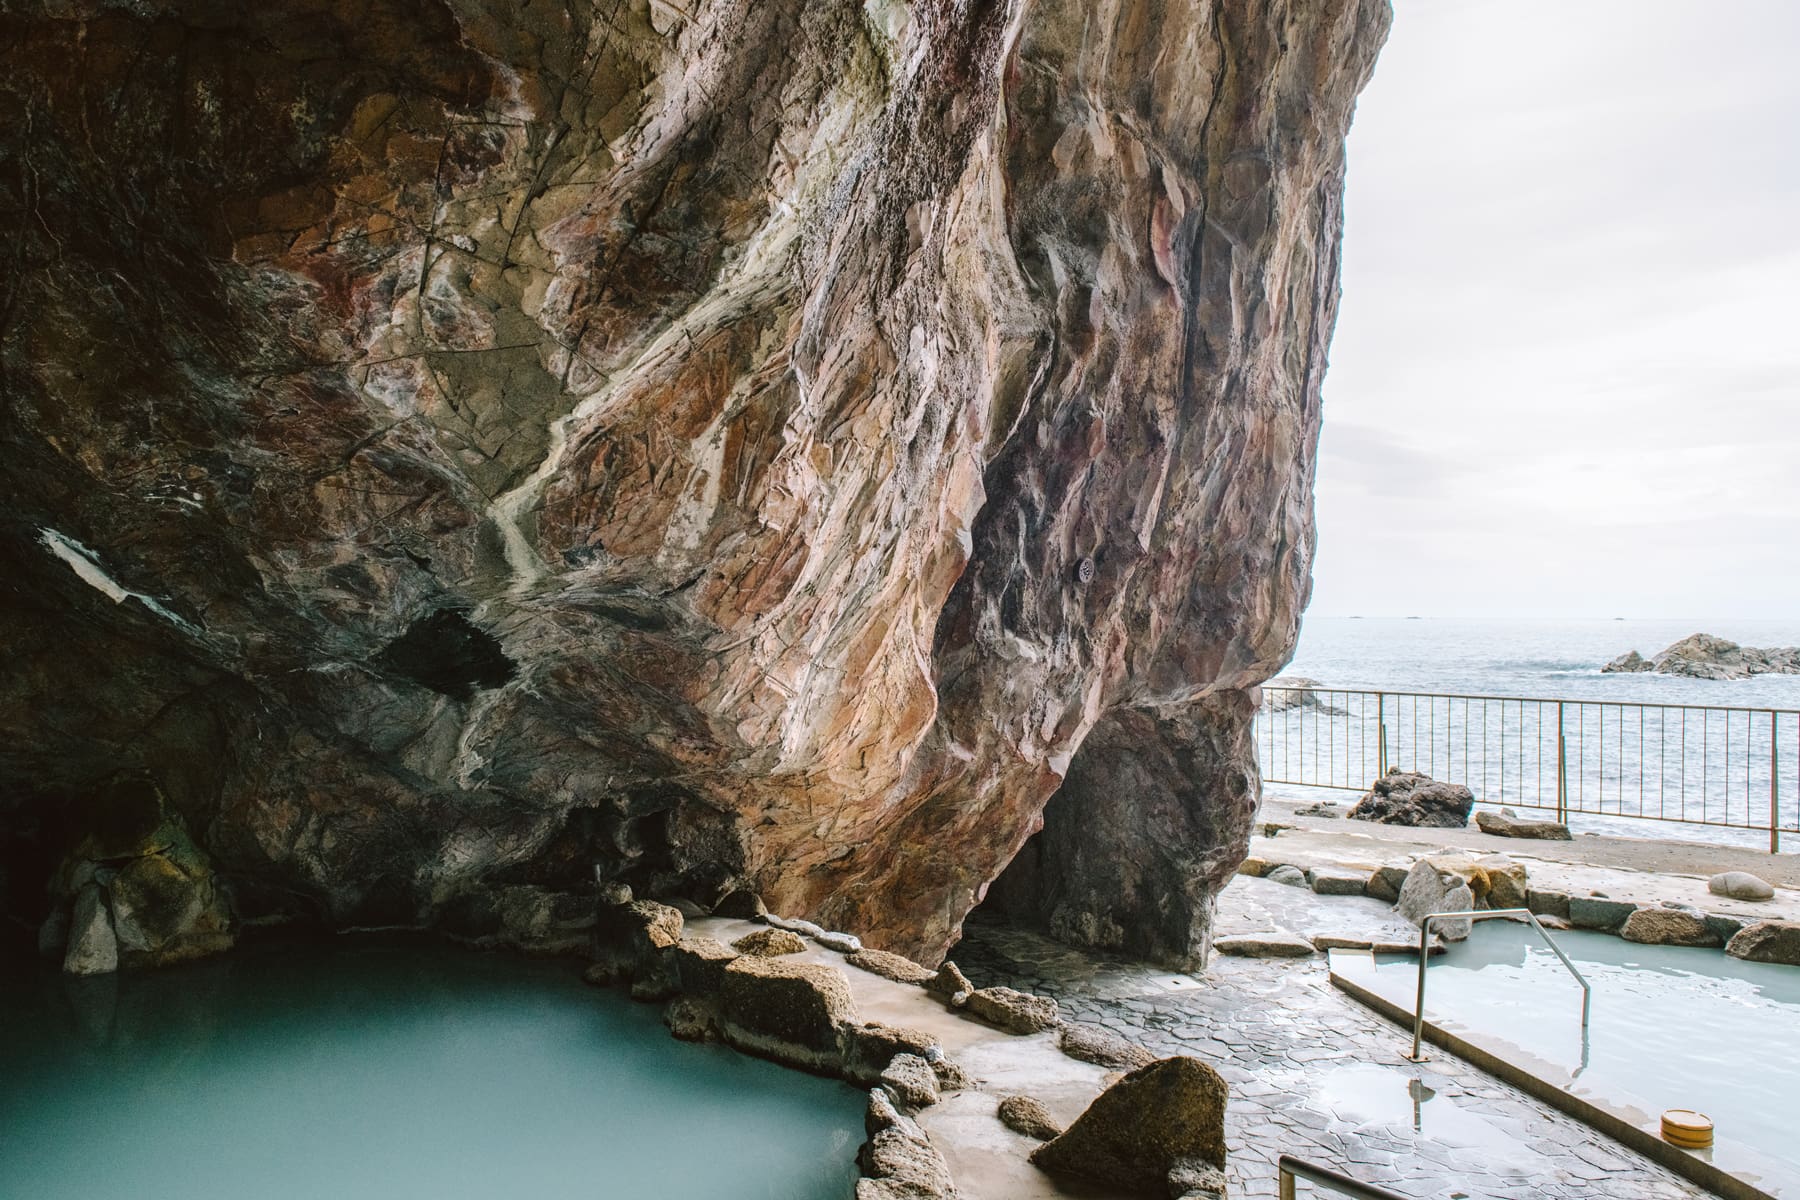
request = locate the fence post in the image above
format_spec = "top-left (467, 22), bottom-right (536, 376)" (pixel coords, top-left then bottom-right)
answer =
top-left (1773, 711), bottom-right (1781, 855)
top-left (1556, 701), bottom-right (1568, 825)
top-left (1376, 691), bottom-right (1388, 777)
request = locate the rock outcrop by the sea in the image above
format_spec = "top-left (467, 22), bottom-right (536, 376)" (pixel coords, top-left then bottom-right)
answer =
top-left (1261, 676), bottom-right (1349, 715)
top-left (1604, 634), bottom-right (1800, 680)
top-left (1349, 770), bottom-right (1475, 828)
top-left (0, 0), bottom-right (1389, 968)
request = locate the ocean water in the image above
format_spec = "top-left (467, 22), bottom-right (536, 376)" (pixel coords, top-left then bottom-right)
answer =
top-left (0, 939), bottom-right (863, 1200)
top-left (1265, 618), bottom-right (1800, 848)
top-left (1285, 618), bottom-right (1800, 709)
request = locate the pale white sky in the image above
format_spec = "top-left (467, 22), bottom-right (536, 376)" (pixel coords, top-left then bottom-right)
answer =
top-left (1312, 0), bottom-right (1800, 618)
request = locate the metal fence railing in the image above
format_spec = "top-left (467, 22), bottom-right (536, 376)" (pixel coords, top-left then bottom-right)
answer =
top-left (1256, 686), bottom-right (1799, 852)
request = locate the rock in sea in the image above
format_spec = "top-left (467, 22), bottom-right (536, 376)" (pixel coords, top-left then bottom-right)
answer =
top-left (1603, 633), bottom-right (1800, 680)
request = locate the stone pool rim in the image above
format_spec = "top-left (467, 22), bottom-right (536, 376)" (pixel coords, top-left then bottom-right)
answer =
top-left (1328, 948), bottom-right (1795, 1200)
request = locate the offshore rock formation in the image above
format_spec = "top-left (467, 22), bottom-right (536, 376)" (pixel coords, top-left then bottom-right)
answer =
top-left (1603, 634), bottom-right (1800, 680)
top-left (0, 0), bottom-right (1388, 967)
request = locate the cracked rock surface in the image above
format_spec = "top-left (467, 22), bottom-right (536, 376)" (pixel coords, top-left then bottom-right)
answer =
top-left (0, 0), bottom-right (1387, 965)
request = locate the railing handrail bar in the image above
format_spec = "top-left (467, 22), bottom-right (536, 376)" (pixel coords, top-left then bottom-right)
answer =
top-left (1409, 908), bottom-right (1591, 1061)
top-left (1277, 1154), bottom-right (1410, 1200)
top-left (1262, 683), bottom-right (1800, 720)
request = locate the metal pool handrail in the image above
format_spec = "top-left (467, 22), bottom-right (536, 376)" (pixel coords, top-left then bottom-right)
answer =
top-left (1278, 1154), bottom-right (1409, 1199)
top-left (1407, 908), bottom-right (1591, 1062)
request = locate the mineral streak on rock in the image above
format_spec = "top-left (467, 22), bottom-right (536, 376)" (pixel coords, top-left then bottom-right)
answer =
top-left (0, 1), bottom-right (1389, 966)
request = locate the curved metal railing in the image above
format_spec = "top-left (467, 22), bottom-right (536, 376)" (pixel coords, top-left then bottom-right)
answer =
top-left (1407, 908), bottom-right (1591, 1062)
top-left (1256, 684), bottom-right (1796, 851)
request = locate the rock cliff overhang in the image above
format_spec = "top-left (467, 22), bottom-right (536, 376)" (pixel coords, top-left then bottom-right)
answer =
top-left (0, 0), bottom-right (1389, 966)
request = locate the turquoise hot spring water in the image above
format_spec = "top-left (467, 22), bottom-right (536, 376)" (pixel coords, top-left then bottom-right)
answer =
top-left (1373, 924), bottom-right (1800, 1172)
top-left (0, 938), bottom-right (864, 1199)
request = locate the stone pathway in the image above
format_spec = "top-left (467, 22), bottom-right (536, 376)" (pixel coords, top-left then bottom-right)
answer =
top-left (953, 876), bottom-right (1710, 1200)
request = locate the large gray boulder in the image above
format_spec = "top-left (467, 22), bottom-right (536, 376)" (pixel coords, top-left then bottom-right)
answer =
top-left (1394, 861), bottom-right (1474, 940)
top-left (1709, 872), bottom-right (1775, 902)
top-left (1031, 1057), bottom-right (1227, 1194)
top-left (1349, 770), bottom-right (1474, 828)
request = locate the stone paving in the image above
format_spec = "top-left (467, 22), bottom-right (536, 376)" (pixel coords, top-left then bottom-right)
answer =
top-left (954, 875), bottom-right (1712, 1200)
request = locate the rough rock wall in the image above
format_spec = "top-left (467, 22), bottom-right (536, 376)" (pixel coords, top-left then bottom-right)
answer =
top-left (0, 0), bottom-right (1387, 966)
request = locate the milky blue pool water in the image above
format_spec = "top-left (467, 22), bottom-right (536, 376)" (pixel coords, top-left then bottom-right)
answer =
top-left (0, 940), bottom-right (863, 1199)
top-left (1375, 923), bottom-right (1800, 1169)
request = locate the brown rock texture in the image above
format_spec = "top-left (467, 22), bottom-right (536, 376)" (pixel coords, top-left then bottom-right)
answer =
top-left (0, 0), bottom-right (1388, 966)
top-left (1725, 920), bottom-right (1800, 965)
top-left (1031, 1056), bottom-right (1228, 1194)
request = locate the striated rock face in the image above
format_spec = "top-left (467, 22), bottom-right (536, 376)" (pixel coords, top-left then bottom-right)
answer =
top-left (0, 0), bottom-right (1388, 966)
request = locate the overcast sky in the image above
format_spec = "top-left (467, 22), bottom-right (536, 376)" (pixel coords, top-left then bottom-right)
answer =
top-left (1312, 0), bottom-right (1800, 618)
